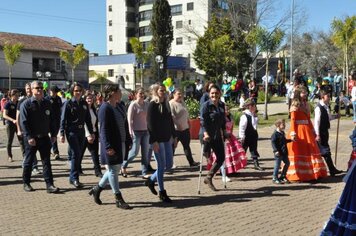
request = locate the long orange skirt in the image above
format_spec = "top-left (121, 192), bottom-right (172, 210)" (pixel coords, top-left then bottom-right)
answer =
top-left (287, 124), bottom-right (328, 181)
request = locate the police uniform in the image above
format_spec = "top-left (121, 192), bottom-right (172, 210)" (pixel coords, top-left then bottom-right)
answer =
top-left (20, 97), bottom-right (57, 188)
top-left (47, 94), bottom-right (62, 156)
top-left (4, 100), bottom-right (18, 158)
top-left (60, 97), bottom-right (93, 185)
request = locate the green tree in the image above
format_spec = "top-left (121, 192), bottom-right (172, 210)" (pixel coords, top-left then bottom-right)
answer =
top-left (129, 37), bottom-right (153, 88)
top-left (331, 15), bottom-right (356, 94)
top-left (248, 26), bottom-right (284, 120)
top-left (59, 44), bottom-right (88, 84)
top-left (89, 70), bottom-right (107, 92)
top-left (2, 42), bottom-right (23, 90)
top-left (150, 0), bottom-right (173, 81)
top-left (194, 15), bottom-right (250, 81)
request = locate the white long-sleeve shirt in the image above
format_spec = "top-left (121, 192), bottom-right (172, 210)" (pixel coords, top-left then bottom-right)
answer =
top-left (238, 110), bottom-right (258, 140)
top-left (314, 100), bottom-right (334, 136)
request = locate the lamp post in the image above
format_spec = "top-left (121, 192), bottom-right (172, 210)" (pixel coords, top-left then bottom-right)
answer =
top-left (155, 55), bottom-right (163, 81)
top-left (36, 71), bottom-right (52, 81)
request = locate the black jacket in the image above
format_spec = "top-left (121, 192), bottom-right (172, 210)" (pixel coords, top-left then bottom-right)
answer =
top-left (271, 130), bottom-right (292, 156)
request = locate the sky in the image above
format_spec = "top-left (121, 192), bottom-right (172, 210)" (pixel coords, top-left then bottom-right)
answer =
top-left (0, 0), bottom-right (355, 56)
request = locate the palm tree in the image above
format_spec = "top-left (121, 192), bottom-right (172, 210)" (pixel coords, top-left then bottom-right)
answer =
top-left (129, 37), bottom-right (153, 88)
top-left (89, 70), bottom-right (107, 92)
top-left (60, 44), bottom-right (88, 84)
top-left (2, 42), bottom-right (24, 90)
top-left (331, 16), bottom-right (356, 95)
top-left (248, 26), bottom-right (284, 120)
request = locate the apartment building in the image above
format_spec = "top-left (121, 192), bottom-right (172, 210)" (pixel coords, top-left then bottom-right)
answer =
top-left (106, 0), bottom-right (255, 76)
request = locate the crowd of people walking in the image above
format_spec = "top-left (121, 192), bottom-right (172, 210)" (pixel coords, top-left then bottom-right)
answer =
top-left (0, 71), bottom-right (355, 226)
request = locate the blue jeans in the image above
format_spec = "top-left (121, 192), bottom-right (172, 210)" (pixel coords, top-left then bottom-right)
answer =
top-left (353, 101), bottom-right (356, 122)
top-left (122, 130), bottom-right (149, 175)
top-left (273, 154), bottom-right (290, 179)
top-left (99, 164), bottom-right (121, 194)
top-left (98, 142), bottom-right (125, 194)
top-left (67, 131), bottom-right (85, 181)
top-left (150, 141), bottom-right (173, 191)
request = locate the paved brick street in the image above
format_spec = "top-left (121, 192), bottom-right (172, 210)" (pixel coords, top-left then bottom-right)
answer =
top-left (0, 102), bottom-right (354, 235)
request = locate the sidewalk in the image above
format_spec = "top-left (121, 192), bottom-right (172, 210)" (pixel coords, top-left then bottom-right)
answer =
top-left (0, 104), bottom-right (353, 235)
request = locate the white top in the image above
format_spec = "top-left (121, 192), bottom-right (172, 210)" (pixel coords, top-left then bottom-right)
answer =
top-left (351, 86), bottom-right (356, 102)
top-left (238, 110), bottom-right (258, 140)
top-left (239, 97), bottom-right (245, 109)
top-left (85, 108), bottom-right (97, 137)
top-left (314, 100), bottom-right (333, 136)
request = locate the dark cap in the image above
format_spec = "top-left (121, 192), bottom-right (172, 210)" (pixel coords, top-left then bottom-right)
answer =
top-left (50, 85), bottom-right (60, 92)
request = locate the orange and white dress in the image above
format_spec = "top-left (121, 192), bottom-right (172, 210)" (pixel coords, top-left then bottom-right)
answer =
top-left (287, 106), bottom-right (328, 181)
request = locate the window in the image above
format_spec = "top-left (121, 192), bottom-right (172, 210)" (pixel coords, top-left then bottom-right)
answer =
top-left (176, 21), bottom-right (183, 29)
top-left (141, 41), bottom-right (150, 51)
top-left (109, 35), bottom-right (113, 41)
top-left (127, 27), bottom-right (136, 37)
top-left (187, 2), bottom-right (194, 11)
top-left (188, 36), bottom-right (191, 42)
top-left (171, 4), bottom-right (182, 16)
top-left (176, 37), bottom-right (183, 45)
top-left (139, 10), bottom-right (152, 21)
top-left (139, 26), bottom-right (152, 36)
top-left (139, 0), bottom-right (153, 6)
top-left (108, 5), bottom-right (112, 12)
top-left (188, 19), bottom-right (192, 25)
top-left (108, 69), bottom-right (114, 77)
top-left (108, 20), bottom-right (112, 26)
top-left (55, 58), bottom-right (61, 71)
top-left (109, 50), bottom-right (113, 55)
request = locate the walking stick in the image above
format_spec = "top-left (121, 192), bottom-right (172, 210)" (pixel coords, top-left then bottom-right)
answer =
top-left (197, 143), bottom-right (204, 194)
top-left (334, 96), bottom-right (342, 165)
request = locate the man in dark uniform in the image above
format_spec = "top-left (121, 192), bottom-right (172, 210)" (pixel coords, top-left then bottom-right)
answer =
top-left (20, 81), bottom-right (59, 193)
top-left (16, 82), bottom-right (40, 174)
top-left (60, 83), bottom-right (94, 188)
top-left (47, 85), bottom-right (62, 160)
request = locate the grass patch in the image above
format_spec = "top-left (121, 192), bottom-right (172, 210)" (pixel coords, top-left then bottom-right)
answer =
top-left (257, 112), bottom-right (289, 127)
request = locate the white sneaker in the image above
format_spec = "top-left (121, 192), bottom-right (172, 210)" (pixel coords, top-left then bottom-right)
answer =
top-left (222, 176), bottom-right (231, 182)
top-left (32, 168), bottom-right (42, 175)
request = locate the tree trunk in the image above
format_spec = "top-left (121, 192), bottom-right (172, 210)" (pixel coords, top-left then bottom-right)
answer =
top-left (263, 55), bottom-right (269, 120)
top-left (141, 68), bottom-right (144, 88)
top-left (8, 67), bottom-right (12, 91)
top-left (72, 68), bottom-right (75, 84)
top-left (345, 44), bottom-right (349, 95)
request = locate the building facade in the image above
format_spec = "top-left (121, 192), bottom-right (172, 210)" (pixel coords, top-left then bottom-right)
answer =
top-left (0, 32), bottom-right (89, 91)
top-left (106, 0), bottom-right (255, 77)
top-left (89, 53), bottom-right (191, 90)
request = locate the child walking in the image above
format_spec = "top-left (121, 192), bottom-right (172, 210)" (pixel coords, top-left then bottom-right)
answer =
top-left (271, 119), bottom-right (293, 184)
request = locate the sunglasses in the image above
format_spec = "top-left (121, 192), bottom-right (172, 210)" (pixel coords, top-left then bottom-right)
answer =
top-left (33, 87), bottom-right (43, 90)
top-left (74, 90), bottom-right (82, 92)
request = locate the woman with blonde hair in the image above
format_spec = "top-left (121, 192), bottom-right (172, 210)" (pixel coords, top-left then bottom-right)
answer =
top-left (145, 83), bottom-right (176, 203)
top-left (286, 85), bottom-right (328, 182)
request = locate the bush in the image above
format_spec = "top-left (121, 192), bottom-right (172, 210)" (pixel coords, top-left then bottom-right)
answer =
top-left (257, 90), bottom-right (271, 103)
top-left (232, 111), bottom-right (243, 126)
top-left (185, 97), bottom-right (200, 119)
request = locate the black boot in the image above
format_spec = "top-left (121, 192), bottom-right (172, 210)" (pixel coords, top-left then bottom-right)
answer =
top-left (115, 192), bottom-right (132, 210)
top-left (145, 178), bottom-right (157, 195)
top-left (88, 185), bottom-right (103, 205)
top-left (323, 155), bottom-right (342, 176)
top-left (94, 168), bottom-right (103, 178)
top-left (159, 190), bottom-right (172, 203)
top-left (253, 159), bottom-right (264, 171)
top-left (203, 176), bottom-right (217, 191)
